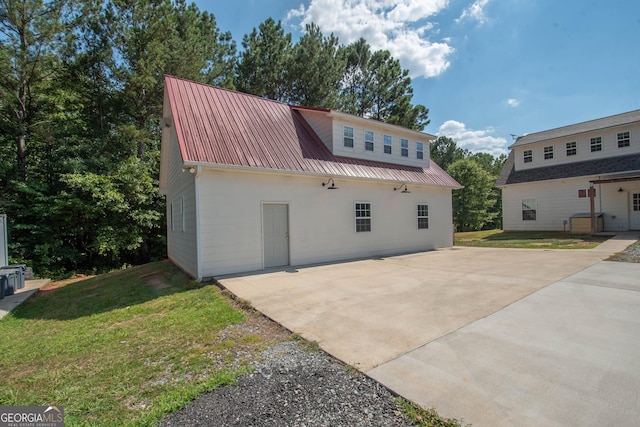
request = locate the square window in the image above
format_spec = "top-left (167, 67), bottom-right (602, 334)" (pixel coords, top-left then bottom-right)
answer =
top-left (590, 136), bottom-right (602, 152)
top-left (343, 126), bottom-right (354, 148)
top-left (618, 131), bottom-right (630, 148)
top-left (566, 141), bottom-right (577, 156)
top-left (416, 142), bottom-right (424, 160)
top-left (544, 146), bottom-right (554, 160)
top-left (365, 131), bottom-right (374, 151)
top-left (401, 139), bottom-right (408, 157)
top-left (417, 204), bottom-right (429, 229)
top-left (384, 135), bottom-right (392, 154)
top-left (523, 150), bottom-right (533, 163)
top-left (355, 202), bottom-right (371, 232)
top-left (522, 198), bottom-right (537, 221)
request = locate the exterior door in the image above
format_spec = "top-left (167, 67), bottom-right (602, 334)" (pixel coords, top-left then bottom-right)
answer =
top-left (263, 204), bottom-right (290, 268)
top-left (630, 193), bottom-right (640, 230)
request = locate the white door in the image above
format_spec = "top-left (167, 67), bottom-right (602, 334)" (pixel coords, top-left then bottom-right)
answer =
top-left (263, 204), bottom-right (290, 268)
top-left (630, 193), bottom-right (640, 230)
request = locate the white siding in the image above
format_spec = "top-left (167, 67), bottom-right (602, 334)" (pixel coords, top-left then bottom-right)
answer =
top-left (502, 177), bottom-right (640, 231)
top-left (298, 110), bottom-right (334, 151)
top-left (165, 126), bottom-right (199, 278)
top-left (330, 118), bottom-right (431, 168)
top-left (197, 169), bottom-right (453, 277)
top-left (514, 122), bottom-right (640, 171)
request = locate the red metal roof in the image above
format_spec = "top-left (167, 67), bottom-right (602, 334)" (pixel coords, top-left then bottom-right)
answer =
top-left (164, 76), bottom-right (461, 188)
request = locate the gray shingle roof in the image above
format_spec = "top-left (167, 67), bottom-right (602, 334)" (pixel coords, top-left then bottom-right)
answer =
top-left (511, 110), bottom-right (640, 148)
top-left (495, 152), bottom-right (640, 186)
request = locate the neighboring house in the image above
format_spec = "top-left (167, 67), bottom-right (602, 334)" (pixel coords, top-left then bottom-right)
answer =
top-left (159, 76), bottom-right (461, 280)
top-left (496, 110), bottom-right (640, 233)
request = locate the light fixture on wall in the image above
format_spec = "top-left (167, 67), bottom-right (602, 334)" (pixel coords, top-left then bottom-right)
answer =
top-left (322, 178), bottom-right (338, 189)
top-left (618, 187), bottom-right (624, 192)
top-left (394, 184), bottom-right (411, 193)
top-left (181, 167), bottom-right (196, 174)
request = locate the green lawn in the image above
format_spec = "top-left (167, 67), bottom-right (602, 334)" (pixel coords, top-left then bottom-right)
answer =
top-left (0, 261), bottom-right (284, 426)
top-left (455, 229), bottom-right (610, 249)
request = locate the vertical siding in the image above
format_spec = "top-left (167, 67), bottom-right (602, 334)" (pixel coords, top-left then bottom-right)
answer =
top-left (502, 177), bottom-right (640, 231)
top-left (165, 127), bottom-right (199, 278)
top-left (197, 169), bottom-right (453, 277)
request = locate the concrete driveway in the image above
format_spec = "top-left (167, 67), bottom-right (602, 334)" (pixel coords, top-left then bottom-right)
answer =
top-left (220, 234), bottom-right (640, 426)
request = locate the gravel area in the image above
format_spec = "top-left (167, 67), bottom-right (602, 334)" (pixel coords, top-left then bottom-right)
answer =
top-left (161, 340), bottom-right (413, 427)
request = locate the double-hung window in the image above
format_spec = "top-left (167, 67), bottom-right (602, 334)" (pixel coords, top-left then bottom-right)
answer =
top-left (355, 202), bottom-right (371, 232)
top-left (566, 141), bottom-right (577, 156)
top-left (544, 146), bottom-right (554, 159)
top-left (401, 139), bottom-right (409, 157)
top-left (590, 137), bottom-right (602, 152)
top-left (522, 198), bottom-right (537, 221)
top-left (417, 204), bottom-right (429, 229)
top-left (416, 142), bottom-right (424, 159)
top-left (343, 126), bottom-right (354, 148)
top-left (523, 150), bottom-right (533, 163)
top-left (365, 131), bottom-right (374, 151)
top-left (618, 131), bottom-right (630, 148)
top-left (384, 135), bottom-right (392, 154)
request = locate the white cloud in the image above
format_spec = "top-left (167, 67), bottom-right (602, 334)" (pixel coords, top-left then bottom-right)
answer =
top-left (457, 0), bottom-right (491, 24)
top-left (507, 98), bottom-right (520, 107)
top-left (285, 0), bottom-right (454, 78)
top-left (438, 120), bottom-right (508, 156)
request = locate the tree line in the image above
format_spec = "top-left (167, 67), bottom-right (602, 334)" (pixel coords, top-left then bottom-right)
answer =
top-left (0, 0), bottom-right (501, 278)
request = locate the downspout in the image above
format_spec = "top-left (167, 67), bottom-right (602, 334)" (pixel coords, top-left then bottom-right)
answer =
top-left (589, 183), bottom-right (596, 234)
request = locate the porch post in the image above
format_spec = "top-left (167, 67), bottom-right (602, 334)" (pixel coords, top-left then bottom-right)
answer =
top-left (589, 183), bottom-right (596, 234)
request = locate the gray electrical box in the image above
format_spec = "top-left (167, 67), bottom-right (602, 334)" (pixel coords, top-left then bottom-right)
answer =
top-left (0, 214), bottom-right (7, 267)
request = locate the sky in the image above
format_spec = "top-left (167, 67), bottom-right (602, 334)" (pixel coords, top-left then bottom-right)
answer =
top-left (194, 0), bottom-right (640, 156)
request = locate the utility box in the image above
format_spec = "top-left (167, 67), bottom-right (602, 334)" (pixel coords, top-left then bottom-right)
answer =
top-left (570, 212), bottom-right (604, 234)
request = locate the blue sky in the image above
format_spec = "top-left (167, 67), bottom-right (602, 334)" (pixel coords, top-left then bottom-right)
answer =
top-left (194, 0), bottom-right (640, 156)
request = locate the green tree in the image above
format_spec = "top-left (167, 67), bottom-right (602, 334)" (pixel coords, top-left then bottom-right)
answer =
top-left (447, 158), bottom-right (498, 232)
top-left (288, 23), bottom-right (343, 109)
top-left (430, 136), bottom-right (469, 170)
top-left (235, 17), bottom-right (291, 101)
top-left (339, 40), bottom-right (429, 130)
top-left (0, 0), bottom-right (68, 180)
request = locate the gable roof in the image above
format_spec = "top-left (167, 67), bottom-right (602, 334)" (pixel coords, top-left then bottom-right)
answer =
top-left (163, 76), bottom-right (461, 188)
top-left (511, 110), bottom-right (640, 148)
top-left (496, 151), bottom-right (640, 186)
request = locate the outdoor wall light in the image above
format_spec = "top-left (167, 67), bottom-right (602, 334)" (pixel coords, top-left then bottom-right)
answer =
top-left (394, 184), bottom-right (411, 193)
top-left (322, 178), bottom-right (338, 189)
top-left (618, 187), bottom-right (624, 192)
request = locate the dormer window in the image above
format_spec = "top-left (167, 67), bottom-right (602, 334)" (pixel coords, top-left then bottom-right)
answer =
top-left (523, 150), bottom-right (533, 163)
top-left (416, 142), bottom-right (424, 159)
top-left (618, 131), bottom-right (630, 148)
top-left (343, 126), bottom-right (354, 148)
top-left (365, 131), bottom-right (374, 151)
top-left (544, 146), bottom-right (554, 159)
top-left (566, 141), bottom-right (577, 156)
top-left (401, 139), bottom-right (408, 157)
top-left (590, 137), bottom-right (602, 152)
top-left (384, 135), bottom-right (392, 154)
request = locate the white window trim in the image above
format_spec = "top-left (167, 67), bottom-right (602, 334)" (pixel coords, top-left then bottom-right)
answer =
top-left (590, 136), bottom-right (602, 152)
top-left (364, 130), bottom-right (374, 151)
top-left (521, 198), bottom-right (537, 221)
top-left (617, 131), bottom-right (630, 148)
top-left (401, 138), bottom-right (409, 157)
top-left (566, 141), bottom-right (577, 156)
top-left (354, 201), bottom-right (372, 233)
top-left (383, 134), bottom-right (392, 154)
top-left (416, 142), bottom-right (424, 160)
top-left (343, 126), bottom-right (354, 148)
top-left (523, 149), bottom-right (533, 163)
top-left (417, 203), bottom-right (429, 230)
top-left (544, 145), bottom-right (554, 160)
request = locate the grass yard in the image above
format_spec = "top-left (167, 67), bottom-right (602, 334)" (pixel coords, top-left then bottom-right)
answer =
top-left (455, 229), bottom-right (610, 249)
top-left (0, 261), bottom-right (286, 426)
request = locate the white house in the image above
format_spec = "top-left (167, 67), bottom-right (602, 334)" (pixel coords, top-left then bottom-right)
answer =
top-left (496, 110), bottom-right (640, 233)
top-left (159, 76), bottom-right (461, 280)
